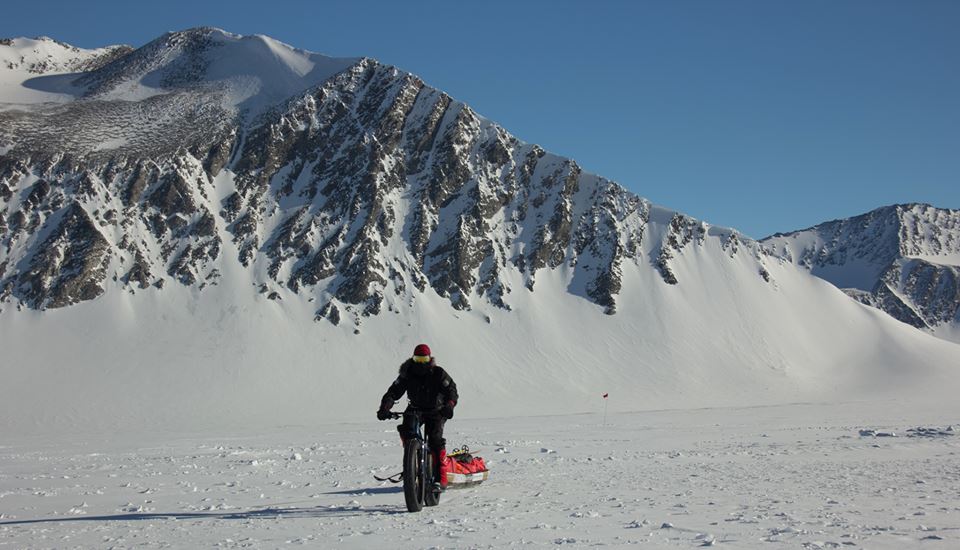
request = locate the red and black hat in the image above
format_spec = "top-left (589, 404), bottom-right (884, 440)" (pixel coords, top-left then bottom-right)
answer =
top-left (412, 344), bottom-right (431, 363)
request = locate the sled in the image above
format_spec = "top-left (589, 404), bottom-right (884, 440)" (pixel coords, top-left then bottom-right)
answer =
top-left (447, 469), bottom-right (489, 487)
top-left (442, 446), bottom-right (488, 488)
top-left (376, 445), bottom-right (489, 488)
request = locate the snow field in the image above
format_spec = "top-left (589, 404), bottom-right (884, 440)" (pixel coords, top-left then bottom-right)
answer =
top-left (2, 401), bottom-right (959, 549)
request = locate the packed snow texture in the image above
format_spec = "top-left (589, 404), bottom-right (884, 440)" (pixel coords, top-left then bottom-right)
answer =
top-left (2, 402), bottom-right (960, 549)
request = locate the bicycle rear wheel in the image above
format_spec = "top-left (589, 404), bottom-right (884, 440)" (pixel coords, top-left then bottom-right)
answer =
top-left (403, 439), bottom-right (424, 512)
top-left (424, 450), bottom-right (440, 507)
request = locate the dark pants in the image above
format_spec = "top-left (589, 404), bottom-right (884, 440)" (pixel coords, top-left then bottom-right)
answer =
top-left (397, 411), bottom-right (446, 451)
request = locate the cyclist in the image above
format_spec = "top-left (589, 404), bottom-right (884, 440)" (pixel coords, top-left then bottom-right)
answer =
top-left (377, 344), bottom-right (458, 490)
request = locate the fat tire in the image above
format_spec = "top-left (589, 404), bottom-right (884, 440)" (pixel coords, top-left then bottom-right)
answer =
top-left (403, 439), bottom-right (424, 512)
top-left (424, 451), bottom-right (440, 507)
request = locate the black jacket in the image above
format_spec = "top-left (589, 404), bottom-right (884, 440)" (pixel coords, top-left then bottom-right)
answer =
top-left (380, 358), bottom-right (458, 411)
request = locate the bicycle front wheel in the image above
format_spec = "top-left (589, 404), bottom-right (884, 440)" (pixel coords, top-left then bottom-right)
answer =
top-left (403, 439), bottom-right (424, 512)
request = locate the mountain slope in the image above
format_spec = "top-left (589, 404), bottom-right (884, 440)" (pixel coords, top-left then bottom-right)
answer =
top-left (762, 204), bottom-right (960, 342)
top-left (0, 27), bottom-right (733, 322)
top-left (1, 28), bottom-right (958, 433)
top-left (0, 36), bottom-right (132, 105)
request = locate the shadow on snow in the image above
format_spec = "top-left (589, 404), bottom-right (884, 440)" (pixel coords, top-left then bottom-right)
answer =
top-left (323, 486), bottom-right (402, 496)
top-left (0, 502), bottom-right (407, 526)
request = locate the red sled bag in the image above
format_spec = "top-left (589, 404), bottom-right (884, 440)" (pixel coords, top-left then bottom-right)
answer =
top-left (441, 447), bottom-right (488, 487)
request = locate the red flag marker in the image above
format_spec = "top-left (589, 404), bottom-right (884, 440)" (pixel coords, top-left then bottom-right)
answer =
top-left (602, 393), bottom-right (609, 426)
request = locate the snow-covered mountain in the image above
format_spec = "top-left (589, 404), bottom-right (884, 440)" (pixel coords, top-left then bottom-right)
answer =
top-left (1, 28), bottom-right (958, 433)
top-left (762, 204), bottom-right (960, 342)
top-left (0, 27), bottom-right (750, 321)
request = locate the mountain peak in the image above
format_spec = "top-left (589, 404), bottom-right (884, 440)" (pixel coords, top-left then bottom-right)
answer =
top-left (762, 203), bottom-right (960, 339)
top-left (0, 36), bottom-right (131, 76)
top-left (71, 27), bottom-right (360, 118)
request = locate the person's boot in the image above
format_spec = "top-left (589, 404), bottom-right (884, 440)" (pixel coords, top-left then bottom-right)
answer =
top-left (436, 448), bottom-right (448, 490)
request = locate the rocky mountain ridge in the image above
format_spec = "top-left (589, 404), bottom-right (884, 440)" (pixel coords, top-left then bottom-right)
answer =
top-left (0, 28), bottom-right (770, 329)
top-left (761, 203), bottom-right (960, 338)
top-left (1, 28), bottom-right (957, 340)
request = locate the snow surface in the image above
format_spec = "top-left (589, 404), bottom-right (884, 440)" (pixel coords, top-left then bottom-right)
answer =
top-left (122, 30), bottom-right (358, 118)
top-left (0, 30), bottom-right (359, 121)
top-left (2, 401), bottom-right (959, 548)
top-left (932, 323), bottom-right (960, 344)
top-left (0, 37), bottom-right (109, 104)
top-left (760, 231), bottom-right (886, 292)
top-left (907, 253), bottom-right (960, 266)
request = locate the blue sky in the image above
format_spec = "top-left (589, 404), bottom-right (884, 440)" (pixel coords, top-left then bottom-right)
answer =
top-left (3, 0), bottom-right (958, 238)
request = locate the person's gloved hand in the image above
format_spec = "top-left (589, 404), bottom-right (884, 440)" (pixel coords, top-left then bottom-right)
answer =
top-left (376, 409), bottom-right (392, 421)
top-left (440, 401), bottom-right (455, 420)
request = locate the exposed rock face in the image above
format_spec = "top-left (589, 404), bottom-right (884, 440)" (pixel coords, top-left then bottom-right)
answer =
top-left (762, 204), bottom-right (960, 335)
top-left (15, 203), bottom-right (110, 308)
top-left (0, 28), bottom-right (789, 324)
top-left (214, 56), bottom-right (696, 319)
top-left (849, 259), bottom-right (960, 330)
top-left (655, 214), bottom-right (706, 286)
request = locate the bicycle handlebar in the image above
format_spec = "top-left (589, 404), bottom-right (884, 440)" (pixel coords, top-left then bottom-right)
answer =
top-left (386, 406), bottom-right (438, 420)
top-left (403, 406), bottom-right (439, 413)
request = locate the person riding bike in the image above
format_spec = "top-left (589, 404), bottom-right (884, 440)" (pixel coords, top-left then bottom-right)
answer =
top-left (377, 344), bottom-right (458, 490)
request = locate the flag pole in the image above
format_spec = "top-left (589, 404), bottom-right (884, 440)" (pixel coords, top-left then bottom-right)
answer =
top-left (602, 393), bottom-right (609, 426)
